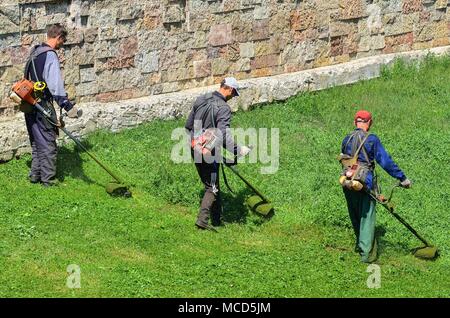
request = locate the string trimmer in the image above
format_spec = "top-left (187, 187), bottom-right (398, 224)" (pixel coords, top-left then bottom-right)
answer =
top-left (369, 184), bottom-right (438, 260)
top-left (58, 112), bottom-right (132, 198)
top-left (223, 163), bottom-right (274, 216)
top-left (10, 81), bottom-right (131, 197)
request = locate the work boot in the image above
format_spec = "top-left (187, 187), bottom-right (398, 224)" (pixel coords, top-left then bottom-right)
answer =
top-left (196, 191), bottom-right (216, 226)
top-left (29, 175), bottom-right (41, 184)
top-left (195, 221), bottom-right (218, 232)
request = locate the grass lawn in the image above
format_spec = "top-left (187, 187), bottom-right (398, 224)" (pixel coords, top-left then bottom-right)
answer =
top-left (0, 56), bottom-right (449, 297)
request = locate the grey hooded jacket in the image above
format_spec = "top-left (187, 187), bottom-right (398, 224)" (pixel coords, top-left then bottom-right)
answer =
top-left (185, 91), bottom-right (240, 156)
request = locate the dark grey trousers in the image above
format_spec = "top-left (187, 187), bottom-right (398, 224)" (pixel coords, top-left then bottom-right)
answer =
top-left (195, 162), bottom-right (221, 226)
top-left (25, 110), bottom-right (58, 183)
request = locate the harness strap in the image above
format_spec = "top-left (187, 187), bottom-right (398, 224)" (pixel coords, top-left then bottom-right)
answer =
top-left (344, 130), bottom-right (372, 166)
top-left (24, 45), bottom-right (56, 80)
top-left (221, 163), bottom-right (234, 194)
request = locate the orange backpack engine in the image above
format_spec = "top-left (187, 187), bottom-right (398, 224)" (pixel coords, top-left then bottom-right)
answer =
top-left (10, 78), bottom-right (37, 106)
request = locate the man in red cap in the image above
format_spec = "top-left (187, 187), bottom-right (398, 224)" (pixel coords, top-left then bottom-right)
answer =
top-left (339, 110), bottom-right (411, 263)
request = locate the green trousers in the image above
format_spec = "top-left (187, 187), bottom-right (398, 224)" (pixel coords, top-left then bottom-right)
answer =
top-left (343, 188), bottom-right (378, 263)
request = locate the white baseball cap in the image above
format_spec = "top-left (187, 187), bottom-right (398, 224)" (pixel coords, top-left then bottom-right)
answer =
top-left (223, 77), bottom-right (240, 96)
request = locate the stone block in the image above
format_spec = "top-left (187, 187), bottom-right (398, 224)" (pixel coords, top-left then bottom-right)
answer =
top-left (97, 70), bottom-right (125, 93)
top-left (211, 58), bottom-right (230, 75)
top-left (65, 28), bottom-right (84, 45)
top-left (163, 5), bottom-right (185, 24)
top-left (316, 0), bottom-right (340, 11)
top-left (0, 49), bottom-right (12, 67)
top-left (68, 44), bottom-right (94, 66)
top-left (240, 42), bottom-right (255, 58)
top-left (250, 54), bottom-right (279, 69)
top-left (119, 36), bottom-right (138, 58)
top-left (21, 5), bottom-right (47, 32)
top-left (98, 26), bottom-right (117, 41)
top-left (432, 37), bottom-right (450, 46)
top-left (76, 81), bottom-right (98, 96)
top-left (192, 31), bottom-right (207, 49)
top-left (193, 60), bottom-right (211, 78)
top-left (270, 11), bottom-right (291, 35)
top-left (84, 28), bottom-right (98, 43)
top-left (223, 0), bottom-right (242, 12)
top-left (339, 0), bottom-right (367, 20)
top-left (64, 67), bottom-right (80, 85)
top-left (94, 41), bottom-right (118, 59)
top-left (225, 43), bottom-right (240, 61)
top-left (232, 58), bottom-right (251, 72)
top-left (330, 20), bottom-right (357, 37)
top-left (343, 33), bottom-right (360, 55)
top-left (253, 18), bottom-right (270, 40)
top-left (291, 9), bottom-right (317, 31)
top-left (330, 37), bottom-right (344, 56)
top-left (435, 0), bottom-right (448, 9)
top-left (0, 33), bottom-right (21, 48)
top-left (159, 49), bottom-right (179, 71)
top-left (92, 8), bottom-right (118, 27)
top-left (139, 14), bottom-right (161, 31)
top-left (45, 13), bottom-right (66, 26)
top-left (0, 65), bottom-right (22, 83)
top-left (135, 51), bottom-right (159, 73)
top-left (0, 5), bottom-right (19, 35)
top-left (384, 32), bottom-right (413, 53)
top-left (233, 19), bottom-right (252, 43)
top-left (10, 46), bottom-right (30, 65)
top-left (254, 5), bottom-right (269, 20)
top-left (80, 67), bottom-right (96, 83)
top-left (383, 13), bottom-right (418, 36)
top-left (118, 4), bottom-right (144, 21)
top-left (402, 0), bottom-right (423, 14)
top-left (208, 24), bottom-right (233, 46)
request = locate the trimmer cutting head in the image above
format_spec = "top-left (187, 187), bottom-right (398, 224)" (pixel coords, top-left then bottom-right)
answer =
top-left (412, 246), bottom-right (438, 260)
top-left (246, 195), bottom-right (274, 216)
top-left (106, 182), bottom-right (132, 198)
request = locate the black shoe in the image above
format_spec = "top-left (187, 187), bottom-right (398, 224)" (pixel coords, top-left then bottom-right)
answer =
top-left (29, 175), bottom-right (41, 184)
top-left (42, 180), bottom-right (59, 187)
top-left (195, 222), bottom-right (218, 232)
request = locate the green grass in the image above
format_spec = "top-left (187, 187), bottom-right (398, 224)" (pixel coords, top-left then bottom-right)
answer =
top-left (0, 55), bottom-right (449, 297)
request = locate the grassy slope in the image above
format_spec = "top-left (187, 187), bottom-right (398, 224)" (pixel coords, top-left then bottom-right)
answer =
top-left (0, 56), bottom-right (449, 297)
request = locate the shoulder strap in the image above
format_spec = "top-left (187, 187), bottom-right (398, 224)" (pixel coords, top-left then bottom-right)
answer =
top-left (24, 45), bottom-right (56, 80)
top-left (344, 130), bottom-right (370, 159)
top-left (209, 98), bottom-right (221, 129)
top-left (343, 130), bottom-right (358, 153)
top-left (353, 132), bottom-right (370, 160)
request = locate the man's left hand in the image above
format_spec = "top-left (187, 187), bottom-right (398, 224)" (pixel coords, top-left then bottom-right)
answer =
top-left (400, 178), bottom-right (412, 188)
top-left (67, 106), bottom-right (82, 118)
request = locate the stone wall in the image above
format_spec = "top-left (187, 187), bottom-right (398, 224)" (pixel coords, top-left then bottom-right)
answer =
top-left (1, 45), bottom-right (449, 161)
top-left (1, 0), bottom-right (450, 117)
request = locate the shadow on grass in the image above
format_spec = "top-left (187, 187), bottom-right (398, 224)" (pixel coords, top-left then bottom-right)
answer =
top-left (376, 225), bottom-right (416, 257)
top-left (221, 189), bottom-right (251, 224)
top-left (213, 189), bottom-right (275, 226)
top-left (54, 140), bottom-right (98, 185)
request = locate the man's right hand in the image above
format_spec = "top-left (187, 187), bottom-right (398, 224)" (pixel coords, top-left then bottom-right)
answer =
top-left (67, 106), bottom-right (82, 118)
top-left (400, 178), bottom-right (412, 188)
top-left (239, 146), bottom-right (252, 157)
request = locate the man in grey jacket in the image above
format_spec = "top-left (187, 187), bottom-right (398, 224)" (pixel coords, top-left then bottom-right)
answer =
top-left (185, 77), bottom-right (251, 231)
top-left (24, 23), bottom-right (81, 187)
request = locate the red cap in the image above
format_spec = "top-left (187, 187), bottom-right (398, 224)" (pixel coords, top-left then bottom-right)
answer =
top-left (354, 110), bottom-right (372, 122)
